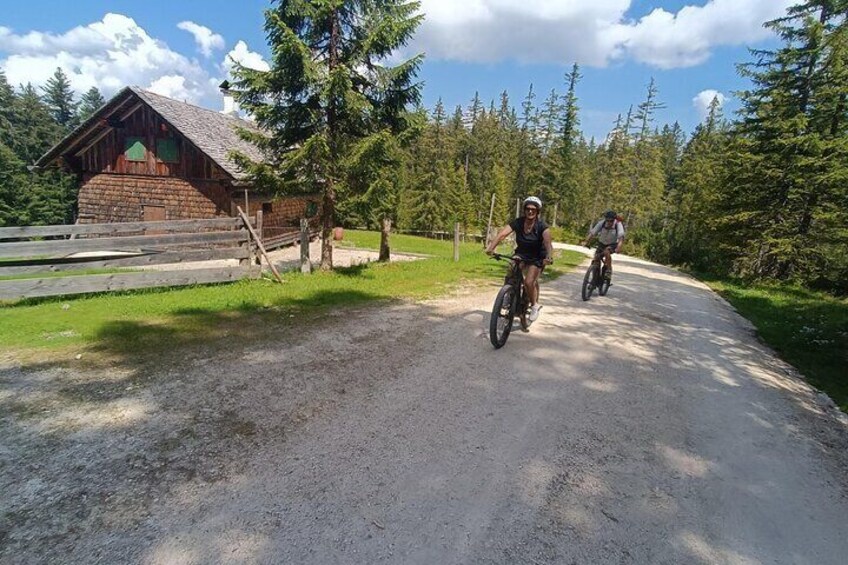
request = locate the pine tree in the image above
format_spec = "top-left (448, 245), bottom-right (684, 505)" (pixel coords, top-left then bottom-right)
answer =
top-left (231, 0), bottom-right (424, 269)
top-left (41, 68), bottom-right (78, 130)
top-left (660, 97), bottom-right (729, 268)
top-left (12, 84), bottom-right (63, 164)
top-left (726, 0), bottom-right (848, 286)
top-left (78, 87), bottom-right (106, 122)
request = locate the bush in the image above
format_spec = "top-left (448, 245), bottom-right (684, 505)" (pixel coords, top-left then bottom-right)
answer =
top-left (548, 226), bottom-right (581, 243)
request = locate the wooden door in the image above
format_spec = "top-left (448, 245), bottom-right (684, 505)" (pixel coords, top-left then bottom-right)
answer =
top-left (142, 205), bottom-right (166, 235)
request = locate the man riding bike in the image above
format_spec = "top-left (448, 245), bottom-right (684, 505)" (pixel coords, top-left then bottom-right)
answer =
top-left (581, 210), bottom-right (625, 282)
top-left (485, 196), bottom-right (553, 322)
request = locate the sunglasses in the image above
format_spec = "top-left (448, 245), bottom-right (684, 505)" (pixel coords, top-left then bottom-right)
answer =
top-left (524, 206), bottom-right (538, 212)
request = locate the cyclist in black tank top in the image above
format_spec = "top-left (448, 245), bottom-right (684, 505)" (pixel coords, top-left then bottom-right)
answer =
top-left (485, 196), bottom-right (554, 322)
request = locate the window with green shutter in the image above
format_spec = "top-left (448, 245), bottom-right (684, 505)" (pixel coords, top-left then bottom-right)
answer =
top-left (306, 201), bottom-right (318, 217)
top-left (125, 137), bottom-right (146, 161)
top-left (156, 138), bottom-right (179, 163)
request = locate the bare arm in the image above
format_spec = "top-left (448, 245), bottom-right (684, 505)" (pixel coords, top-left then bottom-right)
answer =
top-left (485, 225), bottom-right (514, 254)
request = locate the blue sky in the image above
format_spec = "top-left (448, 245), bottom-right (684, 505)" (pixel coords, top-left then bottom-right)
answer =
top-left (0, 0), bottom-right (794, 141)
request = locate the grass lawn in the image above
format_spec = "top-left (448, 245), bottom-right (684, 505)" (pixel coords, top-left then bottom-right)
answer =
top-left (0, 231), bottom-right (584, 358)
top-left (701, 276), bottom-right (848, 412)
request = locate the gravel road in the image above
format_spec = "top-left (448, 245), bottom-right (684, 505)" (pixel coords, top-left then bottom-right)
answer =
top-left (2, 249), bottom-right (847, 564)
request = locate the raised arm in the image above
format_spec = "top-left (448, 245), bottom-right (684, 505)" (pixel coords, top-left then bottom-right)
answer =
top-left (485, 224), bottom-right (515, 254)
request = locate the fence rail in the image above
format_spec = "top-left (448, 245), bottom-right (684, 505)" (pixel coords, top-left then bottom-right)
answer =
top-left (0, 216), bottom-right (260, 301)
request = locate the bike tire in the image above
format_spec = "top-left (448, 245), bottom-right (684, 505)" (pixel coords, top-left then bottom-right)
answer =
top-left (581, 265), bottom-right (596, 301)
top-left (490, 284), bottom-right (516, 349)
top-left (599, 266), bottom-right (610, 296)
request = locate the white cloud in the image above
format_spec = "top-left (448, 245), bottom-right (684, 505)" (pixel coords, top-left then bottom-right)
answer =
top-left (177, 21), bottom-right (224, 58)
top-left (0, 13), bottom-right (220, 106)
top-left (222, 40), bottom-right (270, 74)
top-left (693, 89), bottom-right (725, 119)
top-left (410, 0), bottom-right (795, 68)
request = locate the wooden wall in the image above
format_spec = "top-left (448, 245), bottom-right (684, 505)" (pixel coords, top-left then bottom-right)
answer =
top-left (78, 174), bottom-right (232, 224)
top-left (77, 104), bottom-right (228, 180)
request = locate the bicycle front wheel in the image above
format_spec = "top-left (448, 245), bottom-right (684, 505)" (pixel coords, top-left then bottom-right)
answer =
top-left (490, 284), bottom-right (516, 349)
top-left (581, 265), bottom-right (596, 301)
top-left (599, 266), bottom-right (611, 296)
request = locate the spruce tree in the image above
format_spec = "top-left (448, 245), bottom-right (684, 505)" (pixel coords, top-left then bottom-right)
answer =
top-left (728, 0), bottom-right (848, 286)
top-left (41, 68), bottom-right (78, 130)
top-left (78, 87), bottom-right (106, 122)
top-left (231, 0), bottom-right (424, 269)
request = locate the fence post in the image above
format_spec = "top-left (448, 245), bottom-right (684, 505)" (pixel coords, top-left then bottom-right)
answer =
top-left (485, 193), bottom-right (496, 248)
top-left (552, 203), bottom-right (558, 228)
top-left (454, 222), bottom-right (460, 262)
top-left (300, 218), bottom-right (311, 273)
top-left (516, 198), bottom-right (520, 218)
top-left (254, 210), bottom-right (263, 265)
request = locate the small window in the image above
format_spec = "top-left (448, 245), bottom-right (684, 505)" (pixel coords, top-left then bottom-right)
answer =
top-left (156, 138), bottom-right (180, 163)
top-left (306, 201), bottom-right (318, 218)
top-left (125, 137), bottom-right (146, 161)
top-left (262, 202), bottom-right (273, 214)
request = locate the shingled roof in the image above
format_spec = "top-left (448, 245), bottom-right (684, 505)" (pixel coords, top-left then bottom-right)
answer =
top-left (35, 86), bottom-right (266, 180)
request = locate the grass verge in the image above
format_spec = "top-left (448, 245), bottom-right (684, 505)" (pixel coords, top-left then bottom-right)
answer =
top-left (0, 231), bottom-right (583, 358)
top-left (700, 275), bottom-right (848, 412)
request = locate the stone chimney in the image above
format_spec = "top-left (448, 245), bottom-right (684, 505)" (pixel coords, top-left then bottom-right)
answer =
top-left (219, 80), bottom-right (239, 116)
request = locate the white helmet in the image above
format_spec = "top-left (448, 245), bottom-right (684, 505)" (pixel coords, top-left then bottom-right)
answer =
top-left (523, 196), bottom-right (542, 210)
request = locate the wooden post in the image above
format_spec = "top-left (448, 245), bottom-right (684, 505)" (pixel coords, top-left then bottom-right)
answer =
top-left (379, 217), bottom-right (391, 262)
top-left (454, 222), bottom-right (460, 262)
top-left (484, 193), bottom-right (496, 248)
top-left (300, 218), bottom-right (311, 273)
top-left (254, 210), bottom-right (263, 265)
top-left (237, 206), bottom-right (283, 283)
top-left (552, 202), bottom-right (558, 228)
top-left (516, 198), bottom-right (520, 218)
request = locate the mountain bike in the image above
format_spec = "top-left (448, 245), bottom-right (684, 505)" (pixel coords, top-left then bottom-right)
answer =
top-left (581, 246), bottom-right (612, 301)
top-left (489, 253), bottom-right (536, 348)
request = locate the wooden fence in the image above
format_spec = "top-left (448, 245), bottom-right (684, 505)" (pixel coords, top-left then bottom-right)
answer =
top-left (0, 217), bottom-right (260, 301)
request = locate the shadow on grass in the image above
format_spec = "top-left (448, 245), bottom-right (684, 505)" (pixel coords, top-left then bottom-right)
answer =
top-left (88, 288), bottom-right (385, 363)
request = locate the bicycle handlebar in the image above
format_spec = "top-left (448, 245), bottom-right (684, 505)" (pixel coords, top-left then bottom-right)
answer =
top-left (490, 252), bottom-right (521, 261)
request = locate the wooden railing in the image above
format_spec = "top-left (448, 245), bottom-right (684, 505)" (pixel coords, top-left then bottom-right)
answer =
top-left (0, 217), bottom-right (260, 301)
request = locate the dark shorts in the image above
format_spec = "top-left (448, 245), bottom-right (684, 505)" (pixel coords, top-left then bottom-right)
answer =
top-left (516, 254), bottom-right (546, 269)
top-left (594, 243), bottom-right (617, 258)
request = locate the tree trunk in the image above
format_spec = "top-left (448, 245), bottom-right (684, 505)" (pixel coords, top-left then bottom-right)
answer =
top-left (320, 181), bottom-right (335, 271)
top-left (379, 217), bottom-right (391, 262)
top-left (320, 8), bottom-right (340, 272)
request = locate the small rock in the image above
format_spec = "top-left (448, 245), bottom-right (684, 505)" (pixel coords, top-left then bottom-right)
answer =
top-left (75, 354), bottom-right (83, 360)
top-left (62, 303), bottom-right (70, 310)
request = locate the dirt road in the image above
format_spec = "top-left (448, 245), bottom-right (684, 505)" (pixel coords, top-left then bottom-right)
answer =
top-left (2, 250), bottom-right (847, 564)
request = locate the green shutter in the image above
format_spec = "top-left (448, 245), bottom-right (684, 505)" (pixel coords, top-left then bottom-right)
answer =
top-left (156, 138), bottom-right (179, 163)
top-left (125, 137), bottom-right (146, 161)
top-left (306, 201), bottom-right (318, 217)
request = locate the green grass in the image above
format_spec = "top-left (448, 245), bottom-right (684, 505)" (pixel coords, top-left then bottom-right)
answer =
top-left (338, 230), bottom-right (464, 257)
top-left (0, 231), bottom-right (584, 357)
top-left (701, 276), bottom-right (848, 412)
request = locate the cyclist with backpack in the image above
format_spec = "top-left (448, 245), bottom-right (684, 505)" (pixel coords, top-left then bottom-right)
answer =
top-left (486, 196), bottom-right (553, 322)
top-left (581, 210), bottom-right (625, 282)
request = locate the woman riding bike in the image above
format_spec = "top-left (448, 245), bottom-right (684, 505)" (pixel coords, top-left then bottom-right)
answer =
top-left (485, 196), bottom-right (553, 322)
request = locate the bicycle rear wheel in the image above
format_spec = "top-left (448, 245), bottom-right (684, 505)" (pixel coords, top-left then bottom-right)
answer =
top-left (599, 266), bottom-right (611, 296)
top-left (490, 284), bottom-right (516, 348)
top-left (581, 265), bottom-right (596, 301)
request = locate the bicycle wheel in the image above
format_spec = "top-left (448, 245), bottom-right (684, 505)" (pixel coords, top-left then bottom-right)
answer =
top-left (489, 284), bottom-right (516, 348)
top-left (599, 266), bottom-right (611, 296)
top-left (581, 264), bottom-right (596, 301)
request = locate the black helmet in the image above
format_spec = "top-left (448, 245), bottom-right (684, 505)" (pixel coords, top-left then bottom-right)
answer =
top-left (604, 210), bottom-right (616, 220)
